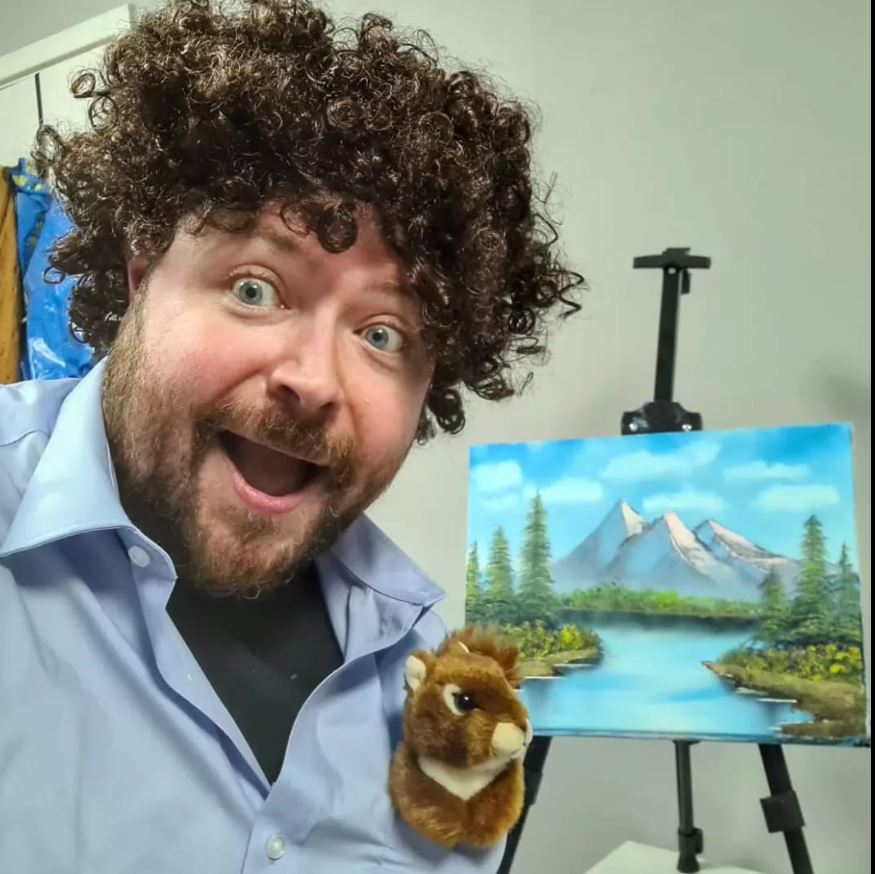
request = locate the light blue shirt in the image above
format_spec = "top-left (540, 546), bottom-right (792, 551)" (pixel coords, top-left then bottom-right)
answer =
top-left (0, 360), bottom-right (504, 874)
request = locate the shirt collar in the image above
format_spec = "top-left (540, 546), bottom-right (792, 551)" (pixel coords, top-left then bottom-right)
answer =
top-left (0, 359), bottom-right (446, 611)
top-left (321, 515), bottom-right (443, 610)
top-left (0, 357), bottom-right (130, 558)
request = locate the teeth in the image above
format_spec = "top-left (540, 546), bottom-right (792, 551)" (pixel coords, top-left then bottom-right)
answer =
top-left (222, 432), bottom-right (315, 497)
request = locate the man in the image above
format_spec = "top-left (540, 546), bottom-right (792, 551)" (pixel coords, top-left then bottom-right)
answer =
top-left (0, 1), bottom-right (581, 871)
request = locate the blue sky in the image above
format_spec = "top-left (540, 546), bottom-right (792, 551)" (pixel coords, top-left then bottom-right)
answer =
top-left (467, 423), bottom-right (860, 571)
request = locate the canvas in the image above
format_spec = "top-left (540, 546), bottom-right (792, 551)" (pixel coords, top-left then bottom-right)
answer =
top-left (465, 423), bottom-right (869, 745)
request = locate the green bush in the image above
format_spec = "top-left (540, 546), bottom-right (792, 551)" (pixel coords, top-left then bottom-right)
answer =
top-left (719, 644), bottom-right (864, 684)
top-left (502, 621), bottom-right (601, 661)
top-left (563, 584), bottom-right (759, 619)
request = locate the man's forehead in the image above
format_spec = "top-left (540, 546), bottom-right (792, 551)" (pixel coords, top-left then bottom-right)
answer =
top-left (178, 201), bottom-right (411, 297)
top-left (194, 202), bottom-right (386, 252)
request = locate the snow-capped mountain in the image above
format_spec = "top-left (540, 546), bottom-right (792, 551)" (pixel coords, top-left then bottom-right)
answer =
top-left (608, 512), bottom-right (748, 597)
top-left (552, 504), bottom-right (799, 601)
top-left (552, 500), bottom-right (645, 584)
top-left (694, 520), bottom-right (800, 592)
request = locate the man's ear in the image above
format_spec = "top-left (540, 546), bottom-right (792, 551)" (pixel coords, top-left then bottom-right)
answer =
top-left (126, 256), bottom-right (149, 300)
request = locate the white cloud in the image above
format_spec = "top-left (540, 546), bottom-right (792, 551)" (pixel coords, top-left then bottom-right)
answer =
top-left (754, 485), bottom-right (840, 512)
top-left (482, 493), bottom-right (520, 513)
top-left (601, 441), bottom-right (720, 482)
top-left (725, 461), bottom-right (809, 482)
top-left (481, 478), bottom-right (604, 512)
top-left (643, 489), bottom-right (727, 517)
top-left (471, 461), bottom-right (522, 495)
top-left (540, 478), bottom-right (604, 505)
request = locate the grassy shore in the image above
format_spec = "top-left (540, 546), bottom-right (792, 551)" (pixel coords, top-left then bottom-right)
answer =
top-left (705, 661), bottom-right (867, 740)
top-left (521, 647), bottom-right (602, 678)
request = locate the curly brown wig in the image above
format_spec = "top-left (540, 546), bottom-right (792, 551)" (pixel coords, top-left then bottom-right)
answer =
top-left (37, 0), bottom-right (583, 439)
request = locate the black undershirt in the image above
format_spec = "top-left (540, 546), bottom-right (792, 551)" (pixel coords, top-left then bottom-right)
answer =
top-left (167, 564), bottom-right (343, 784)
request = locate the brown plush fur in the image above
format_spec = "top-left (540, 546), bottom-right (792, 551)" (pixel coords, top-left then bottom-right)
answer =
top-left (389, 626), bottom-right (529, 849)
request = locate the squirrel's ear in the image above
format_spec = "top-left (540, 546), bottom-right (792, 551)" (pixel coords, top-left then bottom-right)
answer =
top-left (404, 654), bottom-right (428, 692)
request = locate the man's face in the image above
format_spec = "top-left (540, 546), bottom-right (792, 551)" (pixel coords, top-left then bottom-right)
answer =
top-left (102, 205), bottom-right (433, 597)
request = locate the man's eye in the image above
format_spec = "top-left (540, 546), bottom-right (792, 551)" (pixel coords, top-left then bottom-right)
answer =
top-left (362, 324), bottom-right (405, 353)
top-left (233, 277), bottom-right (281, 308)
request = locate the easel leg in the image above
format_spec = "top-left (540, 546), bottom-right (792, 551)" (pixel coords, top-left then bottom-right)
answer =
top-left (674, 740), bottom-right (704, 874)
top-left (675, 740), bottom-right (704, 872)
top-left (497, 736), bottom-right (552, 874)
top-left (759, 744), bottom-right (814, 874)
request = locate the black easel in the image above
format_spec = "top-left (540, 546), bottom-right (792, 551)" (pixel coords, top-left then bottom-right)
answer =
top-left (497, 248), bottom-right (814, 874)
top-left (496, 733), bottom-right (551, 874)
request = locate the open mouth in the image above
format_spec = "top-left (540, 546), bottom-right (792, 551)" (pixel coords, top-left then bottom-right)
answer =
top-left (217, 430), bottom-right (322, 509)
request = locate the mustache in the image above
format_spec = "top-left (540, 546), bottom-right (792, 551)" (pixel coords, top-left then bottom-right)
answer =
top-left (196, 399), bottom-right (356, 489)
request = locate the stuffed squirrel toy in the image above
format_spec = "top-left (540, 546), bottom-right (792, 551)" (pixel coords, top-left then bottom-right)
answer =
top-left (388, 626), bottom-right (532, 850)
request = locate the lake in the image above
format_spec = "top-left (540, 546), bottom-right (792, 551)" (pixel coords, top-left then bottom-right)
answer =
top-left (520, 614), bottom-right (814, 742)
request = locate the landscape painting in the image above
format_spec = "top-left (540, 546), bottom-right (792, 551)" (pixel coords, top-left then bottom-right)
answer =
top-left (465, 423), bottom-right (869, 745)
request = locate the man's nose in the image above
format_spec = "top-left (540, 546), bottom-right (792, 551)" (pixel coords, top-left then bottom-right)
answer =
top-left (265, 324), bottom-right (343, 421)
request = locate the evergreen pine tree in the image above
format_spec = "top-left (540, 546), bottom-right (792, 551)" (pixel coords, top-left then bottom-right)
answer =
top-left (833, 542), bottom-right (863, 645)
top-left (517, 492), bottom-right (558, 626)
top-left (790, 515), bottom-right (831, 644)
top-left (484, 527), bottom-right (516, 625)
top-left (757, 568), bottom-right (789, 644)
top-left (465, 542), bottom-right (484, 623)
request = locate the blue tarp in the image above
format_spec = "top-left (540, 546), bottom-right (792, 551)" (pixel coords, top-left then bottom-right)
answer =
top-left (9, 158), bottom-right (94, 380)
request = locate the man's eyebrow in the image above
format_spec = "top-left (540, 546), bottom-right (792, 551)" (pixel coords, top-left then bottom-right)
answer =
top-left (248, 225), bottom-right (304, 256)
top-left (367, 279), bottom-right (411, 299)
top-left (246, 225), bottom-right (414, 299)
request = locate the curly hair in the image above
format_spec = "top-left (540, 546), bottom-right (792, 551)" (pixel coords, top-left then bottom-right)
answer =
top-left (37, 0), bottom-right (583, 439)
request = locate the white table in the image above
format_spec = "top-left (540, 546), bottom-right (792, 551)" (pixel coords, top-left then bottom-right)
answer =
top-left (582, 841), bottom-right (769, 874)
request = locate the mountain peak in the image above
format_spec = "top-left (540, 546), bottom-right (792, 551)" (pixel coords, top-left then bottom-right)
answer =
top-left (553, 500), bottom-right (797, 600)
top-left (698, 519), bottom-right (733, 537)
top-left (658, 510), bottom-right (685, 533)
top-left (612, 499), bottom-right (645, 532)
top-left (658, 512), bottom-right (699, 550)
top-left (553, 498), bottom-right (646, 584)
top-left (695, 519), bottom-right (778, 560)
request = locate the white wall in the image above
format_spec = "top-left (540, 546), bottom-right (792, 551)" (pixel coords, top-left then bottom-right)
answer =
top-left (2, 2), bottom-right (870, 872)
top-left (358, 3), bottom-right (873, 873)
top-left (0, 0), bottom-right (139, 56)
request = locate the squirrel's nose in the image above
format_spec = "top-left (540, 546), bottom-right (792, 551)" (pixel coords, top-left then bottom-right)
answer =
top-left (492, 722), bottom-right (526, 757)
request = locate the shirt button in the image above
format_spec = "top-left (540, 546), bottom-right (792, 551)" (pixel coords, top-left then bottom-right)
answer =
top-left (128, 545), bottom-right (151, 568)
top-left (265, 836), bottom-right (286, 861)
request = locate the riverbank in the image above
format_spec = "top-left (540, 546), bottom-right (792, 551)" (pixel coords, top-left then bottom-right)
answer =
top-left (521, 646), bottom-right (602, 678)
top-left (704, 661), bottom-right (867, 741)
top-left (561, 607), bottom-right (757, 628)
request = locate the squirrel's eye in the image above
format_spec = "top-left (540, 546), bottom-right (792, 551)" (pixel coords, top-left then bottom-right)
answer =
top-left (443, 684), bottom-right (477, 716)
top-left (454, 692), bottom-right (476, 713)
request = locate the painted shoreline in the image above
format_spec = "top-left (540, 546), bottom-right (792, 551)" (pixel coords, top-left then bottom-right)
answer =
top-left (520, 647), bottom-right (602, 678)
top-left (704, 660), bottom-right (867, 740)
